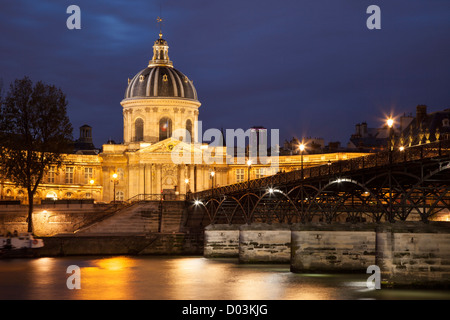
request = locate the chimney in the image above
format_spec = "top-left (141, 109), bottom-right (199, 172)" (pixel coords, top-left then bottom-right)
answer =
top-left (355, 123), bottom-right (361, 136)
top-left (416, 105), bottom-right (427, 126)
top-left (361, 122), bottom-right (368, 135)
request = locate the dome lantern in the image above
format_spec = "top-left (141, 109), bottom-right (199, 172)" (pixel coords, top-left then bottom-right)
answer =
top-left (148, 32), bottom-right (173, 68)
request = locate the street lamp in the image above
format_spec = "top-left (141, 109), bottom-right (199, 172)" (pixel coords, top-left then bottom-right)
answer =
top-left (112, 173), bottom-right (118, 204)
top-left (89, 179), bottom-right (94, 200)
top-left (247, 159), bottom-right (252, 188)
top-left (387, 117), bottom-right (394, 164)
top-left (386, 117), bottom-right (394, 222)
top-left (299, 143), bottom-right (305, 179)
top-left (210, 170), bottom-right (215, 196)
top-left (184, 178), bottom-right (190, 196)
top-left (399, 145), bottom-right (406, 162)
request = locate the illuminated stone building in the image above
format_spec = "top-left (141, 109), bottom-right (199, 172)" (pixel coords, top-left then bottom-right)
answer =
top-left (0, 32), bottom-right (369, 204)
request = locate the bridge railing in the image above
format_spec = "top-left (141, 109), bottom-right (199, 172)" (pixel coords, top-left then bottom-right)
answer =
top-left (124, 193), bottom-right (187, 203)
top-left (189, 139), bottom-right (450, 200)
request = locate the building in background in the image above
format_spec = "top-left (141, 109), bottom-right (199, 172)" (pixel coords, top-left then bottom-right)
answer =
top-left (347, 105), bottom-right (450, 152)
top-left (0, 32), bottom-right (376, 204)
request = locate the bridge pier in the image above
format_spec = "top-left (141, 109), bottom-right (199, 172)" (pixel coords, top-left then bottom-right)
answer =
top-left (204, 224), bottom-right (240, 258)
top-left (375, 222), bottom-right (450, 287)
top-left (239, 224), bottom-right (291, 264)
top-left (203, 221), bottom-right (450, 287)
top-left (290, 223), bottom-right (376, 273)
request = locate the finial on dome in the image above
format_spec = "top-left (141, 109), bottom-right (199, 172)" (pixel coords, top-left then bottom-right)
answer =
top-left (157, 16), bottom-right (163, 34)
top-left (148, 18), bottom-right (173, 68)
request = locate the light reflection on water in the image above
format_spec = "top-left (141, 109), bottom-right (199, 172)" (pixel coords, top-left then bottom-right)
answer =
top-left (0, 256), bottom-right (449, 300)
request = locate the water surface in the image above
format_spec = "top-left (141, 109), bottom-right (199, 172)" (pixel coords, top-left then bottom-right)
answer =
top-left (1, 256), bottom-right (449, 300)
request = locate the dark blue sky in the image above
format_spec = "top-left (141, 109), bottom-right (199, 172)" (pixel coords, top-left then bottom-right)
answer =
top-left (1, 0), bottom-right (450, 148)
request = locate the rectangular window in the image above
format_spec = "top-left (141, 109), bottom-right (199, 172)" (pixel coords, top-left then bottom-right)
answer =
top-left (65, 167), bottom-right (74, 184)
top-left (255, 168), bottom-right (265, 179)
top-left (48, 166), bottom-right (56, 183)
top-left (84, 167), bottom-right (93, 184)
top-left (236, 169), bottom-right (245, 183)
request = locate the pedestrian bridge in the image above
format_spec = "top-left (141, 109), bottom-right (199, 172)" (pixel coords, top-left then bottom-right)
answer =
top-left (185, 140), bottom-right (450, 226)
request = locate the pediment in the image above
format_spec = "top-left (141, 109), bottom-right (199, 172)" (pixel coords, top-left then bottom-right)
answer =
top-left (137, 139), bottom-right (203, 154)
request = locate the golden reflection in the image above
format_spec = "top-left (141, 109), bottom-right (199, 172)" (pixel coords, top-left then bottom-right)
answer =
top-left (77, 256), bottom-right (135, 300)
top-left (31, 257), bottom-right (56, 273)
top-left (169, 257), bottom-right (230, 299)
top-left (231, 272), bottom-right (287, 299)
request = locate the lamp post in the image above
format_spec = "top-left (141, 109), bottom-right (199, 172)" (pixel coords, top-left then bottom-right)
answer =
top-left (399, 146), bottom-right (406, 163)
top-left (89, 179), bottom-right (94, 201)
top-left (298, 143), bottom-right (306, 222)
top-left (247, 159), bottom-right (252, 189)
top-left (299, 143), bottom-right (305, 180)
top-left (386, 117), bottom-right (394, 222)
top-left (210, 170), bottom-right (215, 197)
top-left (387, 117), bottom-right (394, 164)
top-left (184, 178), bottom-right (190, 199)
top-left (112, 173), bottom-right (118, 204)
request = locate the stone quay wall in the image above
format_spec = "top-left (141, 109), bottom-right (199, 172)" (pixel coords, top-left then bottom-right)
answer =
top-left (0, 202), bottom-right (106, 236)
top-left (204, 222), bottom-right (450, 287)
top-left (38, 233), bottom-right (203, 256)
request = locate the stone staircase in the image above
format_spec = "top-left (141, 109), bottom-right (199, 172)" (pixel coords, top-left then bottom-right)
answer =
top-left (75, 202), bottom-right (161, 235)
top-left (74, 200), bottom-right (186, 235)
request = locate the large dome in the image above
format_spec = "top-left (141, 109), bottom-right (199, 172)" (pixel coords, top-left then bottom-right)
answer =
top-left (125, 66), bottom-right (197, 100)
top-left (124, 33), bottom-right (198, 101)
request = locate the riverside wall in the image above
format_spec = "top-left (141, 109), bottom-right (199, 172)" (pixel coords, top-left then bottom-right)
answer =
top-left (1, 201), bottom-right (204, 256)
top-left (37, 233), bottom-right (203, 256)
top-left (204, 222), bottom-right (450, 287)
top-left (0, 201), bottom-right (106, 236)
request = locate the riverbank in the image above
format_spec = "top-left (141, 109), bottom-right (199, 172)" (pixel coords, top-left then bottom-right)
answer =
top-left (34, 232), bottom-right (203, 257)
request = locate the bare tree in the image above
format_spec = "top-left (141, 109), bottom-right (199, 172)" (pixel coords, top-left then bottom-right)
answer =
top-left (0, 77), bottom-right (73, 233)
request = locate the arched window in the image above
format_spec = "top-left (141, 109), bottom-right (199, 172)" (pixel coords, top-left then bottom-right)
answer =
top-left (17, 190), bottom-right (25, 201)
top-left (186, 119), bottom-right (193, 143)
top-left (46, 191), bottom-right (58, 200)
top-left (135, 118), bottom-right (144, 142)
top-left (159, 117), bottom-right (172, 141)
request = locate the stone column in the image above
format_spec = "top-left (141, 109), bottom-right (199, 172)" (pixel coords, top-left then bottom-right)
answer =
top-left (156, 164), bottom-right (162, 196)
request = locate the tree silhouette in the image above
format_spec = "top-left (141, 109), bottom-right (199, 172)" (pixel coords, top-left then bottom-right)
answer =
top-left (0, 77), bottom-right (73, 233)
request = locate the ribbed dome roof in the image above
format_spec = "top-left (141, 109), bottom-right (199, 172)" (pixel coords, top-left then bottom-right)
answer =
top-left (125, 66), bottom-right (197, 100)
top-left (124, 32), bottom-right (198, 101)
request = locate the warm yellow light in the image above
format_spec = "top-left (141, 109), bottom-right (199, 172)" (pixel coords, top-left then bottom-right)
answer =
top-left (112, 173), bottom-right (118, 179)
top-left (184, 178), bottom-right (189, 184)
top-left (399, 146), bottom-right (405, 151)
top-left (299, 144), bottom-right (305, 152)
top-left (247, 160), bottom-right (252, 166)
top-left (387, 118), bottom-right (394, 128)
top-left (210, 171), bottom-right (215, 177)
top-left (89, 179), bottom-right (95, 185)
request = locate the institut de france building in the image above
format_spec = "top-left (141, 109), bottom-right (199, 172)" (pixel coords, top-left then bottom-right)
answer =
top-left (0, 32), bottom-right (367, 204)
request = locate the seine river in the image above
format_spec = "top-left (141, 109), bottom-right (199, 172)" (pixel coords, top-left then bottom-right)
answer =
top-left (1, 256), bottom-right (450, 300)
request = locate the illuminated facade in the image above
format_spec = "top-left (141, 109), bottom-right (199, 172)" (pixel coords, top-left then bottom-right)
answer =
top-left (0, 32), bottom-right (369, 204)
